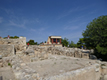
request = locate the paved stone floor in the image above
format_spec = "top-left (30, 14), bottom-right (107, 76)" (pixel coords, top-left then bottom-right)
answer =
top-left (27, 54), bottom-right (96, 78)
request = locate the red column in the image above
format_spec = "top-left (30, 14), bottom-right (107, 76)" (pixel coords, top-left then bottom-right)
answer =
top-left (52, 38), bottom-right (53, 44)
top-left (60, 39), bottom-right (61, 44)
top-left (56, 39), bottom-right (57, 44)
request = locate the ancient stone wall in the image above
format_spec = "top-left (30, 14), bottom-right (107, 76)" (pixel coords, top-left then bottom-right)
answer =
top-left (0, 37), bottom-right (26, 52)
top-left (2, 56), bottom-right (106, 80)
top-left (0, 45), bottom-right (14, 57)
top-left (0, 37), bottom-right (26, 57)
top-left (26, 46), bottom-right (89, 59)
top-left (47, 47), bottom-right (89, 59)
top-left (43, 64), bottom-right (102, 80)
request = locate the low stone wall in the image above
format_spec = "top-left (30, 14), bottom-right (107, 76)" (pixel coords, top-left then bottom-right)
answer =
top-left (44, 64), bottom-right (101, 80)
top-left (0, 45), bottom-right (14, 57)
top-left (1, 56), bottom-right (39, 80)
top-left (28, 46), bottom-right (89, 59)
top-left (40, 44), bottom-right (62, 47)
top-left (1, 56), bottom-right (107, 80)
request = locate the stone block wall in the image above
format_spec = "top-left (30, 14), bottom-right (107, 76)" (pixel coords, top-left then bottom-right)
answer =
top-left (27, 46), bottom-right (89, 59)
top-left (0, 37), bottom-right (26, 52)
top-left (0, 45), bottom-right (14, 57)
top-left (47, 47), bottom-right (89, 59)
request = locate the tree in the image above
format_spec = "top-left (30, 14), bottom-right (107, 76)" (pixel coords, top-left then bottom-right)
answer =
top-left (69, 41), bottom-right (77, 48)
top-left (27, 40), bottom-right (37, 45)
top-left (13, 36), bottom-right (19, 39)
top-left (35, 42), bottom-right (38, 45)
top-left (4, 36), bottom-right (19, 39)
top-left (77, 38), bottom-right (85, 48)
top-left (61, 38), bottom-right (69, 47)
top-left (82, 15), bottom-right (107, 60)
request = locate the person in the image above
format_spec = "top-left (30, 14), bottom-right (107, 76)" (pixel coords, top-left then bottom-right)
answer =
top-left (27, 43), bottom-right (29, 49)
top-left (81, 45), bottom-right (83, 49)
top-left (84, 46), bottom-right (86, 49)
top-left (8, 35), bottom-right (10, 39)
top-left (68, 45), bottom-right (69, 47)
top-left (27, 43), bottom-right (29, 46)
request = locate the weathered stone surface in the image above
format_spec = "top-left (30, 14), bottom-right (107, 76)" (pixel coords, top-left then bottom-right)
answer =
top-left (1, 38), bottom-right (107, 80)
top-left (0, 55), bottom-right (2, 59)
top-left (104, 75), bottom-right (107, 80)
top-left (0, 45), bottom-right (14, 57)
top-left (89, 55), bottom-right (97, 59)
top-left (0, 37), bottom-right (26, 55)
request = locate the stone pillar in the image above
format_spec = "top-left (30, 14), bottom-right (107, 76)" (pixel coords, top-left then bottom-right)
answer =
top-left (60, 39), bottom-right (61, 44)
top-left (52, 38), bottom-right (53, 44)
top-left (56, 39), bottom-right (57, 44)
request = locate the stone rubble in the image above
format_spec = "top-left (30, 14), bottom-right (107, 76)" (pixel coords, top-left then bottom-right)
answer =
top-left (26, 46), bottom-right (90, 60)
top-left (0, 37), bottom-right (107, 80)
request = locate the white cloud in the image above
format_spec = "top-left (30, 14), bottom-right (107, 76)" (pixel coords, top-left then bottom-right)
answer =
top-left (30, 28), bottom-right (36, 32)
top-left (30, 27), bottom-right (46, 35)
top-left (0, 8), bottom-right (14, 15)
top-left (8, 20), bottom-right (26, 28)
top-left (57, 7), bottom-right (80, 20)
top-left (63, 26), bottom-right (79, 30)
top-left (63, 31), bottom-right (83, 40)
top-left (57, 5), bottom-right (94, 20)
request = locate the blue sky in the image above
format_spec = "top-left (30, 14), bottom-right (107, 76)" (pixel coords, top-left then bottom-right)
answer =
top-left (0, 0), bottom-right (107, 43)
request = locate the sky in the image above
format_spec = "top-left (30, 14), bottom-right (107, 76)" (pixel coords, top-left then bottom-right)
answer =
top-left (0, 0), bottom-right (107, 43)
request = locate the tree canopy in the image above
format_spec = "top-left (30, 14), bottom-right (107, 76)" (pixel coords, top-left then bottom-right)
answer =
top-left (82, 15), bottom-right (107, 60)
top-left (4, 36), bottom-right (19, 39)
top-left (69, 41), bottom-right (77, 48)
top-left (27, 40), bottom-right (38, 45)
top-left (61, 38), bottom-right (69, 47)
top-left (77, 38), bottom-right (85, 48)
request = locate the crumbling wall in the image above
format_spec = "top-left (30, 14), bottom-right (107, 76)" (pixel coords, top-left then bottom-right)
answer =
top-left (0, 45), bottom-right (14, 57)
top-left (47, 47), bottom-right (89, 59)
top-left (0, 37), bottom-right (26, 52)
top-left (27, 46), bottom-right (89, 59)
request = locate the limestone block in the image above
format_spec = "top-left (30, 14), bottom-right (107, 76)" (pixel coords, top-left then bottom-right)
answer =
top-left (81, 53), bottom-right (89, 59)
top-left (0, 63), bottom-right (3, 67)
top-left (89, 55), bottom-right (97, 59)
top-left (25, 49), bottom-right (34, 55)
top-left (69, 52), bottom-right (74, 57)
top-left (74, 51), bottom-right (82, 58)
top-left (104, 75), bottom-right (107, 80)
top-left (0, 55), bottom-right (2, 59)
top-left (0, 45), bottom-right (14, 57)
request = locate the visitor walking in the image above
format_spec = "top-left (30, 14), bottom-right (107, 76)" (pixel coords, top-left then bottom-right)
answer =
top-left (81, 45), bottom-right (83, 49)
top-left (8, 35), bottom-right (10, 39)
top-left (27, 43), bottom-right (29, 49)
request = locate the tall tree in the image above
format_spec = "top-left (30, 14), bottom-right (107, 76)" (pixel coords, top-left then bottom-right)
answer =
top-left (82, 15), bottom-right (107, 60)
top-left (69, 41), bottom-right (77, 48)
top-left (61, 38), bottom-right (69, 47)
top-left (27, 40), bottom-right (37, 45)
top-left (77, 38), bottom-right (85, 48)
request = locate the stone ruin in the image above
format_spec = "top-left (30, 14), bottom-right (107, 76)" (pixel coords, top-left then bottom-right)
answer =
top-left (0, 37), bottom-right (107, 80)
top-left (0, 37), bottom-right (26, 56)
